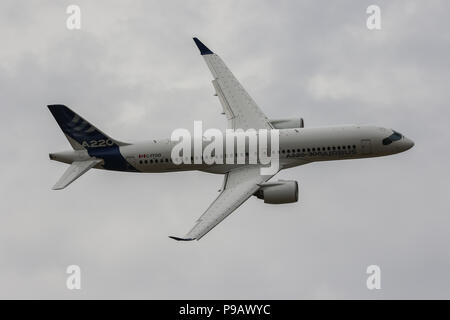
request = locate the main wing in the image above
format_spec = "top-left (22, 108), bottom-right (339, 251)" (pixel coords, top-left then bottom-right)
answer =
top-left (193, 37), bottom-right (273, 130)
top-left (170, 39), bottom-right (278, 241)
top-left (170, 166), bottom-right (277, 241)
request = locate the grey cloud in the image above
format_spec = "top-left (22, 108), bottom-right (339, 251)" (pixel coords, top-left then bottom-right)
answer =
top-left (0, 0), bottom-right (449, 299)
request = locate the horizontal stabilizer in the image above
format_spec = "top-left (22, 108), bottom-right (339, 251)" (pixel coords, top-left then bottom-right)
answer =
top-left (52, 159), bottom-right (102, 190)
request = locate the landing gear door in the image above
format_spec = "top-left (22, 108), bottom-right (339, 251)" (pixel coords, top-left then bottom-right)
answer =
top-left (361, 139), bottom-right (372, 155)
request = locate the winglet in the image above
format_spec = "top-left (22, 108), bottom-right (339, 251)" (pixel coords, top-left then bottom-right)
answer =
top-left (193, 37), bottom-right (213, 55)
top-left (169, 236), bottom-right (195, 242)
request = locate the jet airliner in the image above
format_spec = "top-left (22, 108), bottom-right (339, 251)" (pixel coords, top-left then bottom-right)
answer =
top-left (48, 38), bottom-right (414, 241)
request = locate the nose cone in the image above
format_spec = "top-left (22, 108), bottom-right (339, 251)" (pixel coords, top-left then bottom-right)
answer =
top-left (403, 138), bottom-right (415, 151)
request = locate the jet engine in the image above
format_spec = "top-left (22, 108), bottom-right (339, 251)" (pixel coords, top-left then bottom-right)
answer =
top-left (254, 180), bottom-right (299, 204)
top-left (269, 118), bottom-right (304, 129)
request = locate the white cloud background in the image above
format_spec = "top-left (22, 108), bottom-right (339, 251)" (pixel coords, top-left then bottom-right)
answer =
top-left (0, 0), bottom-right (449, 299)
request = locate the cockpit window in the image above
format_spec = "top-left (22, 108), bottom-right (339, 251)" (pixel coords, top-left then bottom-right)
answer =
top-left (382, 131), bottom-right (403, 145)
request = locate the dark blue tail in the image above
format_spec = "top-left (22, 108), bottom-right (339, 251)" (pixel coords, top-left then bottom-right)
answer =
top-left (48, 104), bottom-right (127, 150)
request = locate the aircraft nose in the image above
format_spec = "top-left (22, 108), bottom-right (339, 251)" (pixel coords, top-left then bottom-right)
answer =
top-left (403, 138), bottom-right (415, 150)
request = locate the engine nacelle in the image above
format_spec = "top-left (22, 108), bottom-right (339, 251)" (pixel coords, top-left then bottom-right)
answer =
top-left (254, 180), bottom-right (299, 204)
top-left (269, 118), bottom-right (304, 129)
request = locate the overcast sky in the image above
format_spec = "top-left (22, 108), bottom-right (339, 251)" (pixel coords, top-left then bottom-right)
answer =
top-left (1, 0), bottom-right (449, 299)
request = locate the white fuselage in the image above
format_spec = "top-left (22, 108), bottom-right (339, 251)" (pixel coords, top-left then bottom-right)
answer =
top-left (50, 125), bottom-right (414, 173)
top-left (115, 125), bottom-right (414, 174)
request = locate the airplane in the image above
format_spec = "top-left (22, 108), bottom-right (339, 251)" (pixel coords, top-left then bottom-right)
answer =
top-left (48, 37), bottom-right (414, 241)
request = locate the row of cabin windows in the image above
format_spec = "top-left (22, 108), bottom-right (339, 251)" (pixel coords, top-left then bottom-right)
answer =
top-left (139, 158), bottom-right (170, 164)
top-left (138, 145), bottom-right (357, 165)
top-left (281, 145), bottom-right (357, 154)
top-left (139, 154), bottom-right (251, 165)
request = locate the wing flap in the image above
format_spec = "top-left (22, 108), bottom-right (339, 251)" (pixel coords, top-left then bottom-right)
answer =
top-left (212, 79), bottom-right (235, 121)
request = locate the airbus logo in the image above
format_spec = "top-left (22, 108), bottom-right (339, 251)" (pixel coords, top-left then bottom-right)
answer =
top-left (81, 139), bottom-right (114, 148)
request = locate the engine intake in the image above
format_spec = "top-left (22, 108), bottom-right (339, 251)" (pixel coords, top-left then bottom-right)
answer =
top-left (254, 180), bottom-right (299, 204)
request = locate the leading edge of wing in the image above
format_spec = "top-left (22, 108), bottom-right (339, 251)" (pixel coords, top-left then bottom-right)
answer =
top-left (193, 37), bottom-right (213, 55)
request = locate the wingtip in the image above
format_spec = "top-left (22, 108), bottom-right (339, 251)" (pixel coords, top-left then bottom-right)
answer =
top-left (47, 104), bottom-right (67, 109)
top-left (193, 37), bottom-right (213, 55)
top-left (47, 104), bottom-right (59, 112)
top-left (169, 236), bottom-right (195, 242)
top-left (47, 104), bottom-right (71, 114)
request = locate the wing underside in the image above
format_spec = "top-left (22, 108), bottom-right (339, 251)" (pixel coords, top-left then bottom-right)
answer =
top-left (170, 38), bottom-right (280, 241)
top-left (194, 37), bottom-right (273, 131)
top-left (170, 166), bottom-right (276, 241)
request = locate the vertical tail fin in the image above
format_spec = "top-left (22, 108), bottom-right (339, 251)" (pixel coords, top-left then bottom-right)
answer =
top-left (47, 104), bottom-right (128, 150)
